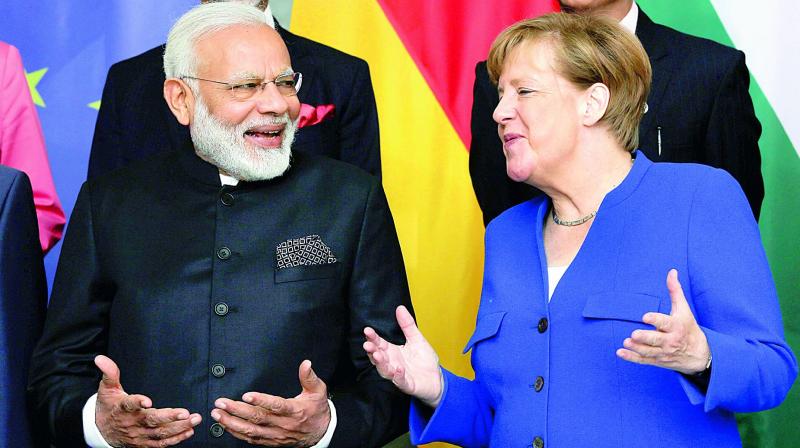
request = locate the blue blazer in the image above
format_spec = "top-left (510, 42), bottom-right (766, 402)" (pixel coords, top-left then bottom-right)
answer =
top-left (88, 22), bottom-right (381, 179)
top-left (469, 6), bottom-right (764, 224)
top-left (0, 166), bottom-right (46, 447)
top-left (411, 154), bottom-right (796, 447)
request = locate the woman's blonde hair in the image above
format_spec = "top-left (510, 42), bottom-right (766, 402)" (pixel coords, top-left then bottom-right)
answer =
top-left (488, 13), bottom-right (651, 152)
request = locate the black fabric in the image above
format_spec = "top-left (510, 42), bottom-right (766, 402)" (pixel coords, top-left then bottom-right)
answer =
top-left (468, 6), bottom-right (763, 225)
top-left (29, 150), bottom-right (411, 447)
top-left (0, 166), bottom-right (47, 447)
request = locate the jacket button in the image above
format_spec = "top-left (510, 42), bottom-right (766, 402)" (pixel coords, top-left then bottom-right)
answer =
top-left (533, 436), bottom-right (544, 448)
top-left (211, 363), bottom-right (226, 378)
top-left (217, 247), bottom-right (231, 260)
top-left (210, 422), bottom-right (224, 438)
top-left (220, 192), bottom-right (235, 206)
top-left (537, 317), bottom-right (548, 333)
top-left (214, 302), bottom-right (229, 316)
top-left (534, 376), bottom-right (544, 392)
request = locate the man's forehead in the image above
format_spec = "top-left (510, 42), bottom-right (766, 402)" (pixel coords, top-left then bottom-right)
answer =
top-left (195, 24), bottom-right (291, 76)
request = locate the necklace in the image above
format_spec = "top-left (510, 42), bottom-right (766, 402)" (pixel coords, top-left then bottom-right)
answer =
top-left (551, 208), bottom-right (596, 226)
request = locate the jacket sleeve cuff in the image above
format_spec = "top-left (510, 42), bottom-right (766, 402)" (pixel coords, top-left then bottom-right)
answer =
top-left (309, 399), bottom-right (337, 448)
top-left (82, 393), bottom-right (114, 448)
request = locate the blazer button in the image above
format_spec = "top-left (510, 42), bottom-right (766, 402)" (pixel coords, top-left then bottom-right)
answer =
top-left (220, 192), bottom-right (235, 206)
top-left (210, 422), bottom-right (225, 438)
top-left (537, 317), bottom-right (548, 333)
top-left (534, 376), bottom-right (544, 392)
top-left (211, 363), bottom-right (226, 378)
top-left (217, 247), bottom-right (232, 260)
top-left (214, 302), bottom-right (229, 316)
top-left (533, 436), bottom-right (544, 448)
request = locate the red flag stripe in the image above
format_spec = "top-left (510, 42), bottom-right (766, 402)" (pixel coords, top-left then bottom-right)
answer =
top-left (377, 0), bottom-right (560, 149)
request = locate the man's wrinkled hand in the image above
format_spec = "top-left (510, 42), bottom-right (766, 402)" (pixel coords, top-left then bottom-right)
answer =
top-left (211, 360), bottom-right (330, 447)
top-left (94, 355), bottom-right (202, 447)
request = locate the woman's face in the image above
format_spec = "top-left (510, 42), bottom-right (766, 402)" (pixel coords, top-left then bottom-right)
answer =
top-left (493, 40), bottom-right (586, 186)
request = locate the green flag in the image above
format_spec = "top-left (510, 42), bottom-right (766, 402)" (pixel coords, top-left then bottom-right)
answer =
top-left (638, 1), bottom-right (800, 446)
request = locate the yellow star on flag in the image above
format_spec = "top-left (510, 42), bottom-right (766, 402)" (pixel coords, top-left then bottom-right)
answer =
top-left (88, 100), bottom-right (101, 110)
top-left (25, 67), bottom-right (48, 108)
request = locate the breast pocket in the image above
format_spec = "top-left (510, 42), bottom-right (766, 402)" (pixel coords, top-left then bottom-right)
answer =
top-left (582, 292), bottom-right (669, 322)
top-left (582, 292), bottom-right (670, 351)
top-left (274, 262), bottom-right (341, 283)
top-left (463, 311), bottom-right (507, 354)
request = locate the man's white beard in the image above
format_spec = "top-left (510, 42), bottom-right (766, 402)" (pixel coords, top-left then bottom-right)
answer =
top-left (190, 96), bottom-right (295, 182)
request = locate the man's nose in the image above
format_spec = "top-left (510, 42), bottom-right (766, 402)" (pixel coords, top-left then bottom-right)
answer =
top-left (254, 82), bottom-right (289, 115)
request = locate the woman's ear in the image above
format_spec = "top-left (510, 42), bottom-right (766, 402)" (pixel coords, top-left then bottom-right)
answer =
top-left (582, 83), bottom-right (610, 126)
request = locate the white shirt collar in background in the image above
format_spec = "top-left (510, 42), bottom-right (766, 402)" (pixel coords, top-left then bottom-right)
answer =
top-left (619, 1), bottom-right (639, 34)
top-left (264, 4), bottom-right (275, 28)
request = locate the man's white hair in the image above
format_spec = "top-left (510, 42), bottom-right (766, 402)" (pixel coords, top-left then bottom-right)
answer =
top-left (163, 2), bottom-right (268, 79)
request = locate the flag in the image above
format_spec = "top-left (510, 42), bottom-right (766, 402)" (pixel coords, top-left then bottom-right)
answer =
top-left (636, 2), bottom-right (799, 446)
top-left (0, 1), bottom-right (197, 285)
top-left (288, 2), bottom-right (558, 446)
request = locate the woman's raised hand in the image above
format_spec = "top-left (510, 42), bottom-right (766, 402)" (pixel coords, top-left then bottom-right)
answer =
top-left (363, 305), bottom-right (445, 408)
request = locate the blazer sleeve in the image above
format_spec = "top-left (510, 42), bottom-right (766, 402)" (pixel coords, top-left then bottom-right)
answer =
top-left (703, 50), bottom-right (764, 219)
top-left (679, 169), bottom-right (797, 412)
top-left (468, 61), bottom-right (541, 226)
top-left (0, 169), bottom-right (47, 447)
top-left (336, 59), bottom-right (381, 177)
top-left (0, 42), bottom-right (64, 252)
top-left (27, 182), bottom-right (113, 446)
top-left (328, 179), bottom-right (412, 447)
top-left (409, 369), bottom-right (493, 448)
top-left (87, 64), bottom-right (124, 180)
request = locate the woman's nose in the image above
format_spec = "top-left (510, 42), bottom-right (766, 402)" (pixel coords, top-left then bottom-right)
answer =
top-left (493, 94), bottom-right (516, 125)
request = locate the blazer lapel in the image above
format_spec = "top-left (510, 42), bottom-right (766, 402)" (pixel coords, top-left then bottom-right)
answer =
top-left (636, 8), bottom-right (674, 139)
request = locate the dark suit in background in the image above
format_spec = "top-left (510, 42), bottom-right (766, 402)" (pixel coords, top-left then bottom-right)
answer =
top-left (29, 148), bottom-right (411, 447)
top-left (88, 23), bottom-right (381, 179)
top-left (0, 166), bottom-right (46, 447)
top-left (469, 6), bottom-right (763, 225)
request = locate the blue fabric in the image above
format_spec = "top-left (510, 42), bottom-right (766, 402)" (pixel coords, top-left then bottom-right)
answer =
top-left (0, 166), bottom-right (47, 447)
top-left (411, 153), bottom-right (797, 447)
top-left (469, 7), bottom-right (764, 226)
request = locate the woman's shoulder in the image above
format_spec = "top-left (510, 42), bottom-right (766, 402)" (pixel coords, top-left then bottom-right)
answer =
top-left (645, 161), bottom-right (742, 195)
top-left (487, 195), bottom-right (548, 232)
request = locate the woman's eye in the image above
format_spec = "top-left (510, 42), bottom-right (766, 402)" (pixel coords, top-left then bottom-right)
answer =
top-left (518, 88), bottom-right (535, 96)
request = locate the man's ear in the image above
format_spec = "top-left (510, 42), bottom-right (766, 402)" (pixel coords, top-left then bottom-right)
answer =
top-left (164, 78), bottom-right (194, 126)
top-left (582, 83), bottom-right (610, 126)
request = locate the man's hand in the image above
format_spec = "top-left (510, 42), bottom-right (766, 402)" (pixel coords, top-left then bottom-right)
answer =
top-left (94, 355), bottom-right (202, 447)
top-left (363, 305), bottom-right (444, 407)
top-left (616, 269), bottom-right (712, 375)
top-left (211, 360), bottom-right (331, 446)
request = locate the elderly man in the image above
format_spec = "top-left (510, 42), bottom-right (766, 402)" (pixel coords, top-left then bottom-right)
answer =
top-left (29, 4), bottom-right (410, 447)
top-left (88, 0), bottom-right (380, 180)
top-left (469, 0), bottom-right (763, 225)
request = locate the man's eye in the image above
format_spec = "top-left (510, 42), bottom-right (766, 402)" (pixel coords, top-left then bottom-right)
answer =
top-left (275, 77), bottom-right (296, 88)
top-left (232, 82), bottom-right (260, 91)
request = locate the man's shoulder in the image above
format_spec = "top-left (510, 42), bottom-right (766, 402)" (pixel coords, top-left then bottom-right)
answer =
top-left (0, 165), bottom-right (26, 195)
top-left (87, 150), bottom-right (176, 192)
top-left (291, 151), bottom-right (378, 188)
top-left (107, 44), bottom-right (165, 79)
top-left (642, 14), bottom-right (741, 62)
top-left (279, 25), bottom-right (368, 69)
